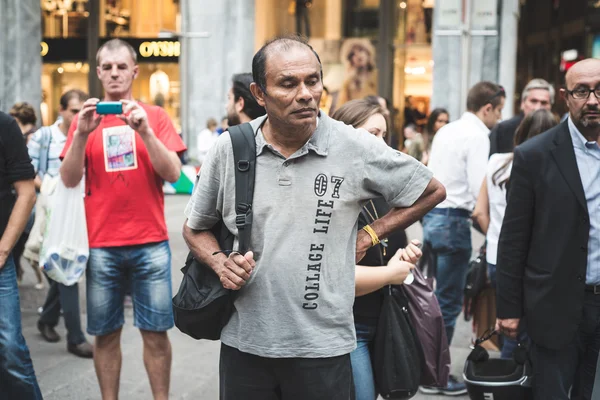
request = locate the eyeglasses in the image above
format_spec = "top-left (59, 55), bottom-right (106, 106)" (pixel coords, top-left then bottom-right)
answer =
top-left (566, 87), bottom-right (600, 100)
top-left (486, 86), bottom-right (506, 105)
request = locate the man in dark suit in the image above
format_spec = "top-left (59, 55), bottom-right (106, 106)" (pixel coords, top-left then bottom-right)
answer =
top-left (489, 78), bottom-right (554, 156)
top-left (496, 59), bottom-right (600, 399)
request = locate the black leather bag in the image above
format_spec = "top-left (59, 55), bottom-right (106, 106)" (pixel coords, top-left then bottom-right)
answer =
top-left (464, 245), bottom-right (487, 321)
top-left (172, 123), bottom-right (256, 340)
top-left (373, 285), bottom-right (423, 399)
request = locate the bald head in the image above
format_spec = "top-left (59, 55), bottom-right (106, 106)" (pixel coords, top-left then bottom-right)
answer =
top-left (565, 58), bottom-right (600, 88)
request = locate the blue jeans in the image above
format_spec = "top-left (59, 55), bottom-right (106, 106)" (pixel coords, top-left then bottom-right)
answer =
top-left (350, 323), bottom-right (378, 400)
top-left (39, 279), bottom-right (86, 345)
top-left (0, 254), bottom-right (43, 399)
top-left (87, 241), bottom-right (174, 336)
top-left (422, 211), bottom-right (472, 345)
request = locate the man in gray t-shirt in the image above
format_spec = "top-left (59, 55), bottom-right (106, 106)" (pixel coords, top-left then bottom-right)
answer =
top-left (183, 35), bottom-right (446, 400)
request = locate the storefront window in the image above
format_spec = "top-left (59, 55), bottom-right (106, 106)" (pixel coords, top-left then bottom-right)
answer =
top-left (41, 0), bottom-right (89, 38)
top-left (101, 0), bottom-right (180, 37)
top-left (134, 63), bottom-right (181, 131)
top-left (343, 0), bottom-right (380, 38)
top-left (393, 0), bottom-right (434, 129)
top-left (42, 62), bottom-right (89, 125)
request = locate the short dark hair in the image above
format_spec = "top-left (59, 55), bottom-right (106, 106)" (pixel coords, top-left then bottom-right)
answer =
top-left (466, 81), bottom-right (505, 112)
top-left (232, 73), bottom-right (266, 120)
top-left (59, 89), bottom-right (88, 110)
top-left (97, 38), bottom-right (137, 64)
top-left (9, 102), bottom-right (36, 125)
top-left (252, 34), bottom-right (323, 93)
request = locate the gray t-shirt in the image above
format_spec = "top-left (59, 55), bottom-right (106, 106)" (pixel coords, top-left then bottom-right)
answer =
top-left (185, 113), bottom-right (433, 358)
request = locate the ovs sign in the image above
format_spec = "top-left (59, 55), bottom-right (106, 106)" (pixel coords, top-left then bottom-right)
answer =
top-left (138, 41), bottom-right (180, 58)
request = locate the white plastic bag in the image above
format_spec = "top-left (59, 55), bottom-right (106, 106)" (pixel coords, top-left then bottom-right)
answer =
top-left (39, 178), bottom-right (89, 286)
top-left (24, 174), bottom-right (59, 263)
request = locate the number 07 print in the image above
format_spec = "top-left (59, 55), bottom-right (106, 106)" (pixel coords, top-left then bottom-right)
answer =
top-left (102, 125), bottom-right (138, 172)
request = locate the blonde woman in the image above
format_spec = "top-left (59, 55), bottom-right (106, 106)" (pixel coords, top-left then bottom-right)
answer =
top-left (332, 99), bottom-right (422, 400)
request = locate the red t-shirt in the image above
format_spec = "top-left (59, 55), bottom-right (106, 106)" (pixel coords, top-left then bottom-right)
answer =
top-left (61, 103), bottom-right (186, 248)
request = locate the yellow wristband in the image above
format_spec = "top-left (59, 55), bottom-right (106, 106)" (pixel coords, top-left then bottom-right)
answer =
top-left (362, 225), bottom-right (380, 246)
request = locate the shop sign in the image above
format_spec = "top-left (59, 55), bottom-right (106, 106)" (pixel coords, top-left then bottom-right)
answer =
top-left (138, 41), bottom-right (180, 58)
top-left (41, 38), bottom-right (87, 62)
top-left (40, 41), bottom-right (49, 57)
top-left (41, 38), bottom-right (180, 63)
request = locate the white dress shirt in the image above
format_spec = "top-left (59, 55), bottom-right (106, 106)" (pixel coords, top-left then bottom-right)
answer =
top-left (428, 112), bottom-right (490, 211)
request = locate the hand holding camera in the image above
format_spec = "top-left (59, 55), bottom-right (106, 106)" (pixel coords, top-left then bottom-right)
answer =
top-left (76, 99), bottom-right (151, 137)
top-left (75, 98), bottom-right (104, 137)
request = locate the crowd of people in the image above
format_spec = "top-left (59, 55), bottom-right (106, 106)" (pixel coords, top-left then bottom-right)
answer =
top-left (1, 33), bottom-right (599, 400)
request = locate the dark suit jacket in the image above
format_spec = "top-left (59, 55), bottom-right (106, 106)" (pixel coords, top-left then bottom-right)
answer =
top-left (489, 113), bottom-right (524, 156)
top-left (496, 121), bottom-right (590, 350)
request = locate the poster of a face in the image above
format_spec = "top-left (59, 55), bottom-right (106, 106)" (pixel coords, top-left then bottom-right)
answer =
top-left (336, 38), bottom-right (378, 108)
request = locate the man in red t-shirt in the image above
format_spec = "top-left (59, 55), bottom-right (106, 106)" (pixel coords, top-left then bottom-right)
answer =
top-left (60, 39), bottom-right (185, 400)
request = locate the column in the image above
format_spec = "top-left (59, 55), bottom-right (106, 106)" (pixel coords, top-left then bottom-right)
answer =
top-left (0, 0), bottom-right (42, 115)
top-left (180, 0), bottom-right (255, 158)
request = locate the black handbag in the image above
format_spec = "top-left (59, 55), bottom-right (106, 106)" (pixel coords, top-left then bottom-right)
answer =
top-left (373, 285), bottom-right (423, 399)
top-left (172, 123), bottom-right (256, 340)
top-left (464, 244), bottom-right (487, 321)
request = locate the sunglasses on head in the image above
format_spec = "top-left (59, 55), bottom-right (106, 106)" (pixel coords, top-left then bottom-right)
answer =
top-left (486, 85), bottom-right (506, 105)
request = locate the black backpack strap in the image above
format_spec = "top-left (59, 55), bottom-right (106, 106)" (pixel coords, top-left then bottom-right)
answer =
top-left (227, 123), bottom-right (256, 254)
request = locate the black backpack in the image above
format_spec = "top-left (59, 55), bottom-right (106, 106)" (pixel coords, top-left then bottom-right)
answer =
top-left (172, 123), bottom-right (256, 340)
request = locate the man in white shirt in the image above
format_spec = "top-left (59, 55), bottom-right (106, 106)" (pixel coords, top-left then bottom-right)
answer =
top-left (420, 81), bottom-right (505, 396)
